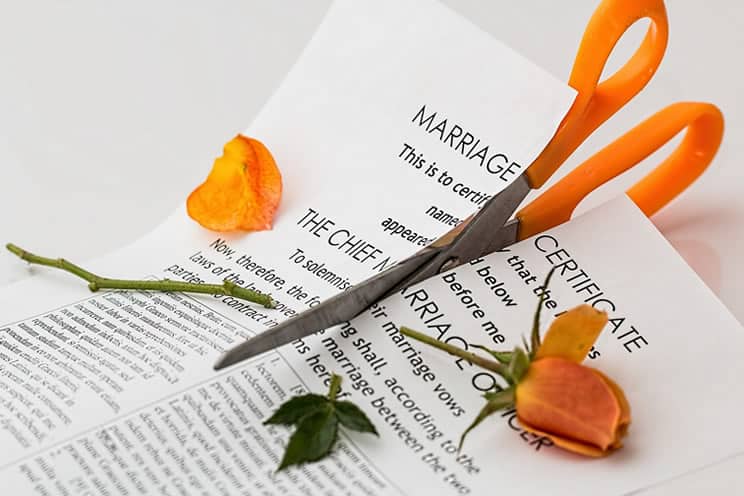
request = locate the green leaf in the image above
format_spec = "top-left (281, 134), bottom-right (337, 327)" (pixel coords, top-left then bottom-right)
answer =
top-left (263, 394), bottom-right (328, 425)
top-left (335, 401), bottom-right (378, 435)
top-left (507, 347), bottom-right (530, 383)
top-left (266, 374), bottom-right (379, 471)
top-left (469, 344), bottom-right (513, 365)
top-left (277, 405), bottom-right (338, 471)
top-left (458, 388), bottom-right (514, 452)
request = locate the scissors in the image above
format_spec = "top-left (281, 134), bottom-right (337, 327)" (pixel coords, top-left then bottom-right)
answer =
top-left (214, 0), bottom-right (723, 370)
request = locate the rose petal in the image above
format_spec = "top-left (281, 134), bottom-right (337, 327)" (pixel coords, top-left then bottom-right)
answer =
top-left (187, 155), bottom-right (252, 231)
top-left (593, 369), bottom-right (631, 448)
top-left (187, 135), bottom-right (282, 232)
top-left (536, 305), bottom-right (607, 363)
top-left (516, 357), bottom-right (622, 452)
top-left (519, 418), bottom-right (608, 457)
top-left (239, 137), bottom-right (282, 231)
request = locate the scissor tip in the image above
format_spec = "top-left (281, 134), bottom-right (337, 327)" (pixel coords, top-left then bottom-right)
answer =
top-left (213, 352), bottom-right (235, 371)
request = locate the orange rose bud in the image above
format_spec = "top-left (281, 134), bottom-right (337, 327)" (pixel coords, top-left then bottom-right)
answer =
top-left (516, 357), bottom-right (630, 457)
top-left (516, 305), bottom-right (631, 457)
top-left (187, 135), bottom-right (282, 232)
top-left (401, 302), bottom-right (632, 458)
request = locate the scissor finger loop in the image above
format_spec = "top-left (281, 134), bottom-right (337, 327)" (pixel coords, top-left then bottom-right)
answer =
top-left (515, 102), bottom-right (724, 240)
top-left (526, 0), bottom-right (669, 190)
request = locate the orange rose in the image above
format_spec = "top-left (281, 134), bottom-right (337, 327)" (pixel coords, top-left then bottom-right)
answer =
top-left (516, 305), bottom-right (630, 456)
top-left (400, 303), bottom-right (630, 458)
top-left (187, 135), bottom-right (282, 232)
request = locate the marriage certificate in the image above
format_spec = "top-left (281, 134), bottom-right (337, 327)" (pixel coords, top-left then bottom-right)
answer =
top-left (1, 1), bottom-right (743, 495)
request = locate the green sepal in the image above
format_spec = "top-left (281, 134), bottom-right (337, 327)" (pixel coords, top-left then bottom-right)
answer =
top-left (277, 405), bottom-right (338, 471)
top-left (263, 394), bottom-right (328, 425)
top-left (469, 344), bottom-right (513, 365)
top-left (507, 347), bottom-right (530, 383)
top-left (458, 388), bottom-right (515, 452)
top-left (335, 401), bottom-right (378, 436)
top-left (483, 387), bottom-right (504, 401)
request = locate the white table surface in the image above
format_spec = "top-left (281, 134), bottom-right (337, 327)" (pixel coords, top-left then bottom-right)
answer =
top-left (1, 1), bottom-right (743, 493)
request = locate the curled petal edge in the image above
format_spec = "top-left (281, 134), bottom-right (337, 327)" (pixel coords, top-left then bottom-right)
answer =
top-left (536, 305), bottom-right (608, 363)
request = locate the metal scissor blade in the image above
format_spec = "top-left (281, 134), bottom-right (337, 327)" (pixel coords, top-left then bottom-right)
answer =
top-left (213, 248), bottom-right (440, 369)
top-left (486, 218), bottom-right (520, 254)
top-left (399, 174), bottom-right (531, 288)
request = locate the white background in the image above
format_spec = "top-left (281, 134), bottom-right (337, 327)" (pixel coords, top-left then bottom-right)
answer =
top-left (0, 1), bottom-right (742, 493)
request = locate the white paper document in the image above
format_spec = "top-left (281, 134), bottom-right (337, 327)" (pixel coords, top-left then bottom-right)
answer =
top-left (2, 0), bottom-right (742, 494)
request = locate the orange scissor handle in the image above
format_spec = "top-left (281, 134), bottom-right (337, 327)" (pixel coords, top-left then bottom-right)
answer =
top-left (516, 102), bottom-right (724, 240)
top-left (526, 0), bottom-right (669, 188)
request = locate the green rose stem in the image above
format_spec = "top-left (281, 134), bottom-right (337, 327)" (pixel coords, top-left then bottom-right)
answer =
top-left (5, 243), bottom-right (274, 309)
top-left (399, 326), bottom-right (511, 380)
top-left (328, 373), bottom-right (342, 401)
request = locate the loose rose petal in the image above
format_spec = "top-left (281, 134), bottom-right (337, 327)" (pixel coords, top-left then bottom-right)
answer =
top-left (536, 305), bottom-right (607, 363)
top-left (239, 137), bottom-right (282, 231)
top-left (187, 155), bottom-right (252, 231)
top-left (516, 357), bottom-right (622, 452)
top-left (187, 135), bottom-right (282, 232)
